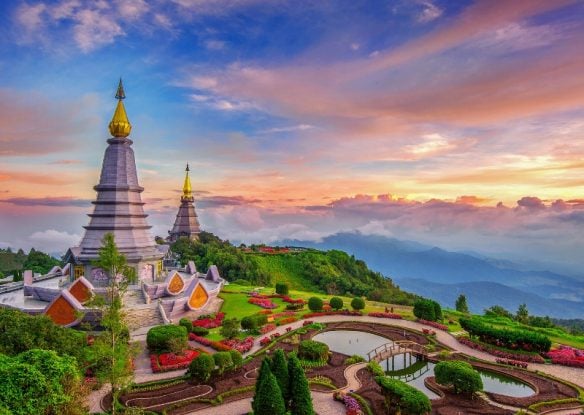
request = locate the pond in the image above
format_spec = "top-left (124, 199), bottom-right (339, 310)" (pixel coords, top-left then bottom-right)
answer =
top-left (380, 354), bottom-right (535, 399)
top-left (314, 330), bottom-right (535, 399)
top-left (312, 330), bottom-right (391, 359)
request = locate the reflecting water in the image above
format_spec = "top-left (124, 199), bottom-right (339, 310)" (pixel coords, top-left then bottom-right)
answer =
top-left (312, 330), bottom-right (390, 359)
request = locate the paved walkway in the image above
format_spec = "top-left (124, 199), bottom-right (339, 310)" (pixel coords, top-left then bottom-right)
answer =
top-left (186, 391), bottom-right (345, 415)
top-left (338, 362), bottom-right (366, 392)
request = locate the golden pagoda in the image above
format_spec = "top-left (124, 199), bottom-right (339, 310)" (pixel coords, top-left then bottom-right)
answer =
top-left (168, 164), bottom-right (201, 242)
top-left (108, 78), bottom-right (132, 138)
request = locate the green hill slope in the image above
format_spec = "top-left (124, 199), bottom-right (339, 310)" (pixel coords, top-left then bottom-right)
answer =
top-left (171, 232), bottom-right (417, 305)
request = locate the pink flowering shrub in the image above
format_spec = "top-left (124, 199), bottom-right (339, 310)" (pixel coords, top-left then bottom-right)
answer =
top-left (334, 391), bottom-right (362, 415)
top-left (546, 346), bottom-right (584, 368)
top-left (248, 297), bottom-right (277, 309)
top-left (221, 336), bottom-right (254, 353)
top-left (260, 323), bottom-right (277, 334)
top-left (259, 337), bottom-right (271, 346)
top-left (496, 358), bottom-right (528, 368)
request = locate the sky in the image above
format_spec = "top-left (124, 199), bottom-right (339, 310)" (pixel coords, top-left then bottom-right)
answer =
top-left (0, 0), bottom-right (583, 273)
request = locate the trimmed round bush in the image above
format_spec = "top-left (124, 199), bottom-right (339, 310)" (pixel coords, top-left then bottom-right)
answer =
top-left (434, 360), bottom-right (483, 394)
top-left (298, 340), bottom-right (329, 361)
top-left (241, 314), bottom-right (268, 332)
top-left (376, 376), bottom-right (431, 414)
top-left (146, 325), bottom-right (188, 353)
top-left (350, 297), bottom-right (365, 311)
top-left (329, 297), bottom-right (343, 310)
top-left (188, 354), bottom-right (215, 382)
top-left (179, 318), bottom-right (193, 333)
top-left (308, 297), bottom-right (324, 312)
top-left (275, 282), bottom-right (289, 295)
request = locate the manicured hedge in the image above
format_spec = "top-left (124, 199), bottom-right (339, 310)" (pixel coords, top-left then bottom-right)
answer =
top-left (298, 340), bottom-right (329, 361)
top-left (188, 354), bottom-right (215, 382)
top-left (460, 317), bottom-right (551, 353)
top-left (146, 325), bottom-right (188, 353)
top-left (376, 376), bottom-right (431, 415)
top-left (413, 299), bottom-right (442, 322)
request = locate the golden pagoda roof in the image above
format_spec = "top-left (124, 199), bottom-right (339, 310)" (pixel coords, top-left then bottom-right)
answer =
top-left (183, 163), bottom-right (192, 198)
top-left (108, 78), bottom-right (132, 138)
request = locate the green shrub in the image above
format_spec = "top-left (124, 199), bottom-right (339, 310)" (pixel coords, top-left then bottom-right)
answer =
top-left (229, 350), bottom-right (243, 370)
top-left (308, 297), bottom-right (323, 312)
top-left (275, 282), bottom-right (289, 295)
top-left (345, 354), bottom-right (366, 365)
top-left (270, 349), bottom-right (290, 403)
top-left (179, 318), bottom-right (193, 333)
top-left (329, 297), bottom-right (343, 311)
top-left (192, 326), bottom-right (209, 336)
top-left (376, 376), bottom-right (431, 415)
top-left (460, 317), bottom-right (551, 353)
top-left (286, 303), bottom-right (304, 311)
top-left (188, 354), bottom-right (215, 382)
top-left (213, 351), bottom-right (233, 375)
top-left (366, 360), bottom-right (385, 377)
top-left (241, 314), bottom-right (268, 332)
top-left (252, 360), bottom-right (286, 415)
top-left (220, 318), bottom-right (240, 339)
top-left (434, 360), bottom-right (483, 394)
top-left (413, 298), bottom-right (442, 321)
top-left (350, 297), bottom-right (365, 311)
top-left (288, 354), bottom-right (315, 415)
top-left (298, 340), bottom-right (329, 362)
top-left (146, 325), bottom-right (188, 353)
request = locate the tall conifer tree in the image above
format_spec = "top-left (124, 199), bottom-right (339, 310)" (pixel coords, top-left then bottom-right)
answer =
top-left (288, 354), bottom-right (314, 415)
top-left (270, 349), bottom-right (290, 405)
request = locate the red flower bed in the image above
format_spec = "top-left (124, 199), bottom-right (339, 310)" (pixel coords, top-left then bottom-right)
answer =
top-left (259, 309), bottom-right (273, 315)
top-left (278, 316), bottom-right (297, 325)
top-left (458, 338), bottom-right (545, 363)
top-left (189, 334), bottom-right (232, 351)
top-left (248, 297), bottom-right (277, 309)
top-left (422, 328), bottom-right (436, 336)
top-left (273, 311), bottom-right (297, 318)
top-left (221, 336), bottom-right (254, 353)
top-left (546, 346), bottom-right (584, 368)
top-left (368, 312), bottom-right (403, 320)
top-left (303, 320), bottom-right (314, 326)
top-left (417, 319), bottom-right (448, 331)
top-left (150, 349), bottom-right (199, 373)
top-left (260, 337), bottom-right (271, 346)
top-left (496, 358), bottom-right (528, 369)
top-left (193, 312), bottom-right (225, 329)
top-left (281, 295), bottom-right (305, 304)
top-left (260, 323), bottom-right (277, 334)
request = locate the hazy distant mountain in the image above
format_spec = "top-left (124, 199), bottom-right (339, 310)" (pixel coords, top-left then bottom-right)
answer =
top-left (278, 232), bottom-right (584, 319)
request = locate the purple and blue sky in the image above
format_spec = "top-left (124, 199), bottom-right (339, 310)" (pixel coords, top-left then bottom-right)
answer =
top-left (0, 0), bottom-right (583, 272)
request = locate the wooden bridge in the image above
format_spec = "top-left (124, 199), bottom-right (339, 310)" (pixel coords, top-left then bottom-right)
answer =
top-left (367, 341), bottom-right (428, 362)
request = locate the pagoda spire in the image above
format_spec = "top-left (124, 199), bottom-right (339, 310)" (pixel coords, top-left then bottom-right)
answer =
top-left (108, 78), bottom-right (132, 138)
top-left (183, 163), bottom-right (193, 199)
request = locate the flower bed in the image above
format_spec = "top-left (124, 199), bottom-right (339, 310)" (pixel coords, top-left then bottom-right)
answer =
top-left (221, 336), bottom-right (254, 353)
top-left (496, 358), bottom-right (528, 369)
top-left (422, 328), bottom-right (436, 336)
top-left (458, 338), bottom-right (545, 363)
top-left (368, 312), bottom-right (403, 320)
top-left (189, 333), bottom-right (232, 351)
top-left (546, 346), bottom-right (584, 368)
top-left (192, 312), bottom-right (225, 329)
top-left (417, 319), bottom-right (448, 331)
top-left (260, 323), bottom-right (277, 334)
top-left (277, 316), bottom-right (297, 325)
top-left (150, 349), bottom-right (199, 373)
top-left (248, 297), bottom-right (277, 309)
top-left (334, 391), bottom-right (363, 415)
top-left (259, 337), bottom-right (270, 346)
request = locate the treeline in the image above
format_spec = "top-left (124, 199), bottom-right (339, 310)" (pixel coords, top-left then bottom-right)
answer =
top-left (0, 248), bottom-right (61, 280)
top-left (171, 233), bottom-right (417, 305)
top-left (460, 317), bottom-right (551, 353)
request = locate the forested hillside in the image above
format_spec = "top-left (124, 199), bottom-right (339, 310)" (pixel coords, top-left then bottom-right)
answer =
top-left (0, 248), bottom-right (61, 279)
top-left (171, 232), bottom-right (417, 305)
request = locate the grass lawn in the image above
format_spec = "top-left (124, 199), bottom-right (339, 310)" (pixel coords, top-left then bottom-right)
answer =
top-left (219, 283), bottom-right (414, 321)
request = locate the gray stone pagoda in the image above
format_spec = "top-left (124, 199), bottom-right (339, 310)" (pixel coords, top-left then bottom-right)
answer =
top-left (66, 79), bottom-right (165, 283)
top-left (168, 164), bottom-right (201, 242)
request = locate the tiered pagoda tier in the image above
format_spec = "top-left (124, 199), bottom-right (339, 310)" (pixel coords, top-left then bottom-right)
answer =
top-left (168, 164), bottom-right (201, 242)
top-left (68, 80), bottom-right (164, 283)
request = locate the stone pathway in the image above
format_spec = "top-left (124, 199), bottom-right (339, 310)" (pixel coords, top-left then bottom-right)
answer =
top-left (338, 362), bottom-right (366, 393)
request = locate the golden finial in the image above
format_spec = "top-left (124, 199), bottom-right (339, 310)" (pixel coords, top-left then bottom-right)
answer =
top-left (183, 163), bottom-right (192, 198)
top-left (108, 78), bottom-right (132, 138)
